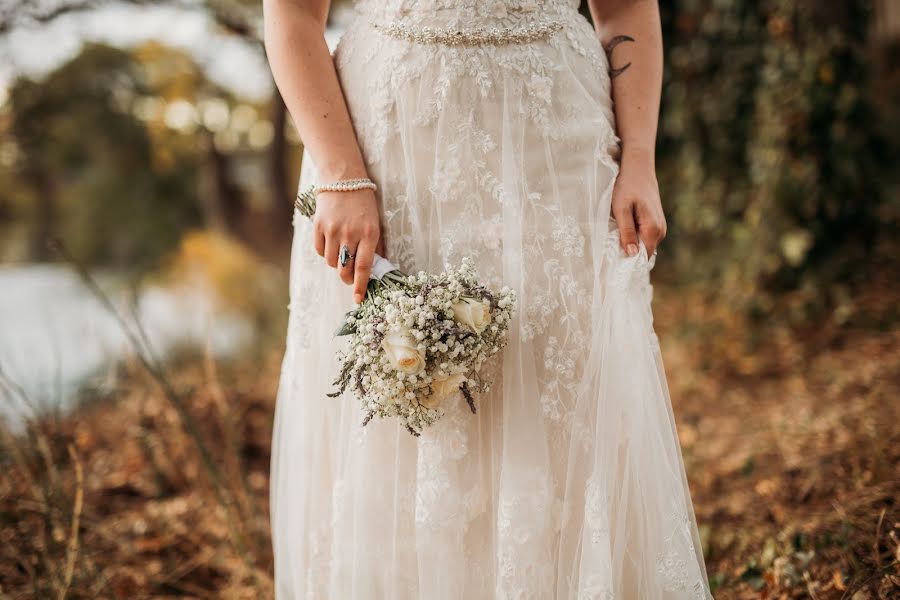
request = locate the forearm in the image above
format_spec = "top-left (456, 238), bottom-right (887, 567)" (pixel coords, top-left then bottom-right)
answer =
top-left (263, 0), bottom-right (368, 181)
top-left (588, 0), bottom-right (663, 166)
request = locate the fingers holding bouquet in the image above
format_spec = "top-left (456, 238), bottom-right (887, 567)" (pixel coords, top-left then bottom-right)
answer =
top-left (310, 184), bottom-right (386, 304)
top-left (346, 230), bottom-right (384, 304)
top-left (295, 183), bottom-right (517, 435)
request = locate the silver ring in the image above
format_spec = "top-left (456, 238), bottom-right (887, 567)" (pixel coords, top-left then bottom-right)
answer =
top-left (339, 244), bottom-right (354, 267)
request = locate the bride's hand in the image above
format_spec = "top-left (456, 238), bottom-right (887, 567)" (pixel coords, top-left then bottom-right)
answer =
top-left (611, 151), bottom-right (666, 258)
top-left (313, 188), bottom-right (387, 304)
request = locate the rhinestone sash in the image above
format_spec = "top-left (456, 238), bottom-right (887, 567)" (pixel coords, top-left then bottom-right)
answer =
top-left (372, 20), bottom-right (564, 46)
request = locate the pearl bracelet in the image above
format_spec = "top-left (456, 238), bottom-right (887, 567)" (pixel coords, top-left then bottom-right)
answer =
top-left (314, 178), bottom-right (377, 194)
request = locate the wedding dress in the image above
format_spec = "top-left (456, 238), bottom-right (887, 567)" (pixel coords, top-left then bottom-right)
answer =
top-left (270, 0), bottom-right (713, 598)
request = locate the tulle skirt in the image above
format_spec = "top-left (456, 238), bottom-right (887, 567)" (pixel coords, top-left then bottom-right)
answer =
top-left (270, 1), bottom-right (712, 597)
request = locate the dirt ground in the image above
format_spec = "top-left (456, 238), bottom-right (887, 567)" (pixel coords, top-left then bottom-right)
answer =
top-left (1, 279), bottom-right (897, 599)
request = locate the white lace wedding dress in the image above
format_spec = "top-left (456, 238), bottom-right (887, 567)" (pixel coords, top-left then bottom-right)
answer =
top-left (270, 1), bottom-right (712, 598)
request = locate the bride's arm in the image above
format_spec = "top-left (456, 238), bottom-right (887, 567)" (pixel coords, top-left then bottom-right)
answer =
top-left (588, 0), bottom-right (666, 258)
top-left (263, 0), bottom-right (383, 304)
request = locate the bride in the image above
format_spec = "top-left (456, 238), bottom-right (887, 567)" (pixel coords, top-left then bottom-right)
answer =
top-left (263, 0), bottom-right (712, 597)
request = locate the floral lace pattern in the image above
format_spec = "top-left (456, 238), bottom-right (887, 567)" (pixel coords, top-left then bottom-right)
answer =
top-left (270, 1), bottom-right (713, 597)
top-left (335, 0), bottom-right (609, 168)
top-left (655, 509), bottom-right (710, 597)
top-left (496, 465), bottom-right (559, 599)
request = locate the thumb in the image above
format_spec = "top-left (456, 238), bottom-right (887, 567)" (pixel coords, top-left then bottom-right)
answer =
top-left (616, 205), bottom-right (640, 257)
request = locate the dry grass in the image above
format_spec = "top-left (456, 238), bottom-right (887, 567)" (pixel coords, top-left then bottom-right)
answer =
top-left (655, 282), bottom-right (900, 598)
top-left (0, 350), bottom-right (279, 598)
top-left (0, 276), bottom-right (897, 598)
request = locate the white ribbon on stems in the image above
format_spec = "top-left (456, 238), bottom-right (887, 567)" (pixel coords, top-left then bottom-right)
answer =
top-left (370, 254), bottom-right (399, 281)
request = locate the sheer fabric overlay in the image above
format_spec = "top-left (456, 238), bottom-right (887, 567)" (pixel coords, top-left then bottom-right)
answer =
top-left (270, 1), bottom-right (713, 598)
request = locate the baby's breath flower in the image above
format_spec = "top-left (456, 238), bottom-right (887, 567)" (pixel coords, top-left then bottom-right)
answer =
top-left (327, 254), bottom-right (517, 434)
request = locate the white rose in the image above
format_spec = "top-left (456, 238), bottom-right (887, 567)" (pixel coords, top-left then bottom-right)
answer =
top-left (451, 298), bottom-right (492, 334)
top-left (381, 329), bottom-right (426, 374)
top-left (420, 372), bottom-right (467, 409)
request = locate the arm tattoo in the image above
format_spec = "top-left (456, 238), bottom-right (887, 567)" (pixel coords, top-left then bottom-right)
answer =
top-left (604, 34), bottom-right (635, 79)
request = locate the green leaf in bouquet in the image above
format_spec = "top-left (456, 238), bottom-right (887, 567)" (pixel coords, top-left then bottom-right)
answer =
top-left (334, 308), bottom-right (360, 336)
top-left (334, 322), bottom-right (355, 336)
top-left (294, 187), bottom-right (317, 218)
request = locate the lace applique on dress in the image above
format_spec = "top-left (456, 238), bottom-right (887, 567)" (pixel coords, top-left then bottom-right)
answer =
top-left (496, 465), bottom-right (558, 599)
top-left (334, 0), bottom-right (610, 165)
top-left (654, 509), bottom-right (709, 596)
top-left (271, 1), bottom-right (714, 597)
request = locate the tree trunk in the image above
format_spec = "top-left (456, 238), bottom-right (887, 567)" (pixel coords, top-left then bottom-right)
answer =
top-left (267, 88), bottom-right (292, 243)
top-left (204, 132), bottom-right (245, 235)
top-left (27, 165), bottom-right (56, 262)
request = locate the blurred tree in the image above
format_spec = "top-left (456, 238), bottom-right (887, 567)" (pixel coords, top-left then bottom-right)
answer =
top-left (0, 40), bottom-right (300, 270)
top-left (653, 0), bottom-right (897, 326)
top-left (3, 43), bottom-right (203, 269)
top-left (0, 0), bottom-right (301, 250)
top-left (128, 41), bottom-right (249, 237)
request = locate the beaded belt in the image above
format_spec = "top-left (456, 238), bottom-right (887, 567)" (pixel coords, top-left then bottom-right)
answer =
top-left (372, 20), bottom-right (564, 46)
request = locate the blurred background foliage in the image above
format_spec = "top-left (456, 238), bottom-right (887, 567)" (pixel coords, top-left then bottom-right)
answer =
top-left (5, 43), bottom-right (205, 269)
top-left (0, 0), bottom-right (895, 329)
top-left (1, 0), bottom-right (296, 290)
top-left (654, 0), bottom-right (898, 329)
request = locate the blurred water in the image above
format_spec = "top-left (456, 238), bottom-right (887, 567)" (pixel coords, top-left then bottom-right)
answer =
top-left (0, 264), bottom-right (252, 428)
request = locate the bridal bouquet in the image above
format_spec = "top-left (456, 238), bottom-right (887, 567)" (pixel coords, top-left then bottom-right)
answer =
top-left (295, 188), bottom-right (517, 435)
